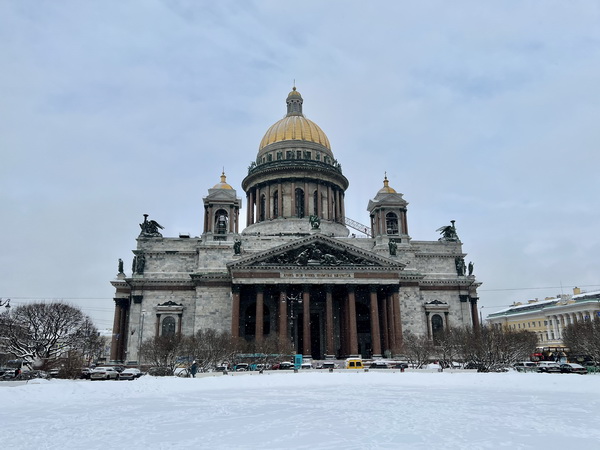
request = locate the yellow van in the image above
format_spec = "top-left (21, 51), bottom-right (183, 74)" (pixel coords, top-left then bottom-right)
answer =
top-left (345, 358), bottom-right (364, 369)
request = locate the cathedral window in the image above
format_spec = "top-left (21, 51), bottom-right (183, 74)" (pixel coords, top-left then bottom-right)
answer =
top-left (286, 151), bottom-right (293, 160)
top-left (277, 151), bottom-right (282, 160)
top-left (431, 314), bottom-right (444, 345)
top-left (386, 212), bottom-right (399, 235)
top-left (295, 188), bottom-right (305, 218)
top-left (273, 191), bottom-right (279, 218)
top-left (297, 150), bottom-right (302, 159)
top-left (315, 153), bottom-right (321, 161)
top-left (259, 195), bottom-right (266, 221)
top-left (313, 190), bottom-right (318, 216)
top-left (305, 151), bottom-right (311, 160)
top-left (267, 154), bottom-right (272, 162)
top-left (162, 316), bottom-right (176, 337)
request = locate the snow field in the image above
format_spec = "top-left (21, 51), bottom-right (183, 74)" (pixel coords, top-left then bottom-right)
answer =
top-left (2, 371), bottom-right (599, 449)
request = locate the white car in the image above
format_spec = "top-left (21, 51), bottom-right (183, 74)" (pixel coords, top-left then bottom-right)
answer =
top-left (90, 367), bottom-right (119, 380)
top-left (537, 362), bottom-right (561, 373)
top-left (119, 368), bottom-right (142, 380)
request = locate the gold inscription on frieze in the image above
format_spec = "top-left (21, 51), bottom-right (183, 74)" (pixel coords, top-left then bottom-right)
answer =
top-left (281, 273), bottom-right (353, 278)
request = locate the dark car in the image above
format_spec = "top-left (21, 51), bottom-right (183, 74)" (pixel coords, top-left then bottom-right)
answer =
top-left (369, 361), bottom-right (390, 369)
top-left (560, 363), bottom-right (587, 374)
top-left (391, 362), bottom-right (408, 369)
top-left (80, 368), bottom-right (94, 379)
top-left (279, 362), bottom-right (295, 370)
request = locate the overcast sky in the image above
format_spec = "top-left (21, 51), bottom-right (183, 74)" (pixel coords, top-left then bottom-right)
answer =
top-left (2, 1), bottom-right (599, 330)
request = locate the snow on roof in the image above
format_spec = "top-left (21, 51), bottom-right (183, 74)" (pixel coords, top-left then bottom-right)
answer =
top-left (573, 290), bottom-right (600, 300)
top-left (488, 297), bottom-right (559, 317)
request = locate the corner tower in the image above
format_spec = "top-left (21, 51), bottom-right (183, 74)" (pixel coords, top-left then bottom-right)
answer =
top-left (202, 171), bottom-right (242, 239)
top-left (241, 87), bottom-right (349, 236)
top-left (367, 174), bottom-right (410, 244)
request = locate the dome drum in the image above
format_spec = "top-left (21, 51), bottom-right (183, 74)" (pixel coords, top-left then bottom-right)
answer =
top-left (242, 159), bottom-right (348, 192)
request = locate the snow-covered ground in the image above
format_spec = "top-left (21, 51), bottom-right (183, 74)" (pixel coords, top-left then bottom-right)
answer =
top-left (2, 370), bottom-right (599, 449)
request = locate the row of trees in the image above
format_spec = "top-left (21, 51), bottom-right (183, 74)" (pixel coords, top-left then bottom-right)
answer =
top-left (0, 302), bottom-right (104, 375)
top-left (139, 331), bottom-right (295, 373)
top-left (403, 326), bottom-right (538, 371)
top-left (4, 301), bottom-right (597, 376)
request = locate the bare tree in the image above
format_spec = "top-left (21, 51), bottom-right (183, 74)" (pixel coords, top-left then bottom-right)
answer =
top-left (0, 302), bottom-right (97, 370)
top-left (454, 326), bottom-right (537, 371)
top-left (402, 331), bottom-right (434, 368)
top-left (139, 335), bottom-right (182, 372)
top-left (246, 335), bottom-right (295, 370)
top-left (562, 318), bottom-right (600, 362)
top-left (435, 328), bottom-right (462, 367)
top-left (180, 329), bottom-right (241, 372)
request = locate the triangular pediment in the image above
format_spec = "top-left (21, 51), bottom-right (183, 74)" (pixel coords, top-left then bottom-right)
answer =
top-left (228, 234), bottom-right (405, 270)
top-left (204, 189), bottom-right (239, 202)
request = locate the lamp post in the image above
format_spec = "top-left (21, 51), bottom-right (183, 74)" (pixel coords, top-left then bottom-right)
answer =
top-left (283, 293), bottom-right (302, 349)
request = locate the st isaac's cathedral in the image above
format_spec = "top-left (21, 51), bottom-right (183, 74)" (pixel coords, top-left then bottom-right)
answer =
top-left (110, 87), bottom-right (481, 363)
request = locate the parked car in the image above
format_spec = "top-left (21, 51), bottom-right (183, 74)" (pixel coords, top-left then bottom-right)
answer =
top-left (234, 363), bottom-right (249, 372)
top-left (391, 362), bottom-right (409, 369)
top-left (537, 362), bottom-right (561, 373)
top-left (119, 368), bottom-right (143, 380)
top-left (513, 362), bottom-right (538, 373)
top-left (369, 361), bottom-right (390, 369)
top-left (345, 358), bottom-right (364, 369)
top-left (318, 361), bottom-right (336, 370)
top-left (560, 363), bottom-right (587, 374)
top-left (2, 369), bottom-right (17, 380)
top-left (278, 362), bottom-right (295, 370)
top-left (90, 367), bottom-right (119, 380)
top-left (300, 362), bottom-right (312, 370)
top-left (80, 368), bottom-right (94, 379)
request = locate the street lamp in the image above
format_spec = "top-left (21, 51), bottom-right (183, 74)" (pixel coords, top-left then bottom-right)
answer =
top-left (282, 293), bottom-right (302, 347)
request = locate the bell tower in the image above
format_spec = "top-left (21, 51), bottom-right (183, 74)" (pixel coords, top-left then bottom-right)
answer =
top-left (367, 174), bottom-right (410, 244)
top-left (202, 171), bottom-right (242, 240)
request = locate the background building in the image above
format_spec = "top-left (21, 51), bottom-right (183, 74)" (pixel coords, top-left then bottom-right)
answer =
top-left (110, 88), bottom-right (481, 363)
top-left (486, 287), bottom-right (600, 347)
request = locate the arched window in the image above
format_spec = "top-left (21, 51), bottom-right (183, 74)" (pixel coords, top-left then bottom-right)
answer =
top-left (273, 191), bottom-right (279, 218)
top-left (386, 212), bottom-right (399, 235)
top-left (295, 188), bottom-right (305, 218)
top-left (259, 194), bottom-right (266, 221)
top-left (162, 316), bottom-right (176, 337)
top-left (313, 190), bottom-right (318, 216)
top-left (215, 210), bottom-right (228, 234)
top-left (431, 314), bottom-right (444, 345)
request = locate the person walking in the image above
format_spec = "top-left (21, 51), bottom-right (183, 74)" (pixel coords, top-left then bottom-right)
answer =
top-left (191, 360), bottom-right (198, 378)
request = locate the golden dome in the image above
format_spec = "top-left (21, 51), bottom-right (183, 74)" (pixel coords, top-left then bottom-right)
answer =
top-left (258, 87), bottom-right (331, 151)
top-left (212, 171), bottom-right (233, 190)
top-left (259, 115), bottom-right (331, 150)
top-left (287, 86), bottom-right (302, 98)
top-left (378, 174), bottom-right (397, 194)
